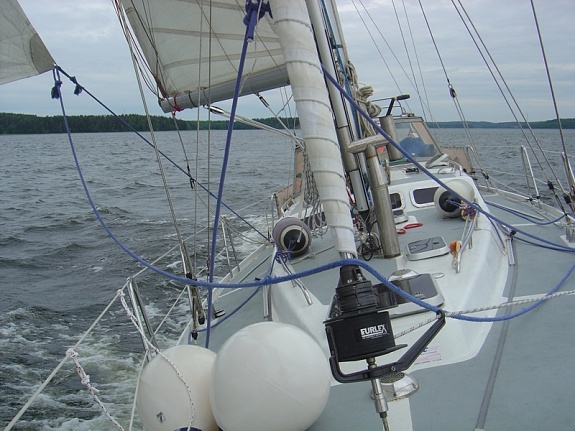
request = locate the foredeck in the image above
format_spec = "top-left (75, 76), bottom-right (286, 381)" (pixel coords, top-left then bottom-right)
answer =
top-left (192, 173), bottom-right (574, 430)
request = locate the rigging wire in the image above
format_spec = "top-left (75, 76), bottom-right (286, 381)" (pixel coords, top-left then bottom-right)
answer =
top-left (350, 0), bottom-right (450, 127)
top-left (486, 200), bottom-right (565, 226)
top-left (390, 0), bottom-right (422, 116)
top-left (322, 66), bottom-right (575, 254)
top-left (244, 92), bottom-right (302, 220)
top-left (204, 1), bottom-right (273, 348)
top-left (53, 66), bottom-right (270, 242)
top-left (529, 0), bottom-right (575, 210)
top-left (350, 0), bottom-right (457, 149)
top-left (451, 0), bottom-right (571, 217)
top-left (112, 0), bottom-right (161, 97)
top-left (115, 0), bottom-right (201, 296)
top-left (112, 21), bottom-right (190, 261)
top-left (189, 3), bottom-right (215, 322)
top-left (399, 0), bottom-right (429, 120)
top-left (530, 0), bottom-right (567, 157)
top-left (417, 0), bottom-right (475, 148)
top-left (52, 62), bottom-right (575, 324)
top-left (350, 0), bottom-right (410, 110)
top-left (319, 0), bottom-right (362, 138)
top-left (415, 0), bottom-right (500, 192)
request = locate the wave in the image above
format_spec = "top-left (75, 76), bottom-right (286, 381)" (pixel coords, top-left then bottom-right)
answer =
top-left (0, 304), bottom-right (142, 429)
top-left (0, 235), bottom-right (27, 247)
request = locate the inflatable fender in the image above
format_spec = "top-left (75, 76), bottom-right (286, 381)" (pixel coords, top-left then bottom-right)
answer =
top-left (434, 179), bottom-right (475, 218)
top-left (272, 217), bottom-right (312, 257)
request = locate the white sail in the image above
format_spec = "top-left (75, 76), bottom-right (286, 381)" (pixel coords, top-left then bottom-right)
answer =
top-left (268, 0), bottom-right (356, 256)
top-left (0, 0), bottom-right (54, 85)
top-left (120, 0), bottom-right (289, 112)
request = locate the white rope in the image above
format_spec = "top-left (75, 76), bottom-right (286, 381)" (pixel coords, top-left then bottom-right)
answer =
top-left (9, 282), bottom-right (199, 431)
top-left (67, 349), bottom-right (125, 430)
top-left (3, 288), bottom-right (127, 431)
top-left (345, 61), bottom-right (382, 137)
top-left (395, 288), bottom-right (575, 339)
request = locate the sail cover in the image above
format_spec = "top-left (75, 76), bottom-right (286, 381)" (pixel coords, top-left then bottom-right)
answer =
top-left (0, 0), bottom-right (54, 85)
top-left (120, 0), bottom-right (289, 112)
top-left (268, 0), bottom-right (356, 256)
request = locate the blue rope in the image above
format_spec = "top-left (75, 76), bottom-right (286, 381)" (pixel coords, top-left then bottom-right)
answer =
top-left (448, 260), bottom-right (575, 322)
top-left (41, 79), bottom-right (575, 328)
top-left (189, 253), bottom-right (572, 334)
top-left (54, 65), bottom-right (269, 242)
top-left (320, 65), bottom-right (575, 254)
top-left (244, 0), bottom-right (272, 40)
top-left (205, 1), bottom-right (272, 348)
top-left (189, 250), bottom-right (288, 342)
top-left (487, 199), bottom-right (565, 226)
top-left (514, 235), bottom-right (575, 253)
top-left (188, 286), bottom-right (262, 343)
top-left (54, 63), bottom-right (574, 331)
top-left (351, 258), bottom-right (575, 323)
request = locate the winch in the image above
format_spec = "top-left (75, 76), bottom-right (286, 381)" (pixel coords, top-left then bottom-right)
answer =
top-left (324, 265), bottom-right (445, 430)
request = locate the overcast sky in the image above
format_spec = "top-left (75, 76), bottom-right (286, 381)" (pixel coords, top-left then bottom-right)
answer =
top-left (1, 0), bottom-right (574, 122)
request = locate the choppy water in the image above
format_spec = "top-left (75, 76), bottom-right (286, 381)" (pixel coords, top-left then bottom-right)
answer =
top-left (0, 127), bottom-right (573, 429)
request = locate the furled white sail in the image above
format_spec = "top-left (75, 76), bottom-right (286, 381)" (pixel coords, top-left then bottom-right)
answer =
top-left (268, 0), bottom-right (356, 256)
top-left (120, 0), bottom-right (289, 112)
top-left (0, 0), bottom-right (54, 85)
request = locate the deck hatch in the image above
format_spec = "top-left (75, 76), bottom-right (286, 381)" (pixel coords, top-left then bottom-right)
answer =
top-left (382, 273), bottom-right (445, 317)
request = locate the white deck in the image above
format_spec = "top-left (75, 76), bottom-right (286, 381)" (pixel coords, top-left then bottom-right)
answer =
top-left (190, 165), bottom-right (575, 430)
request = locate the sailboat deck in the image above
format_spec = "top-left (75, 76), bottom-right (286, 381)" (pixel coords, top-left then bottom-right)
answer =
top-left (193, 183), bottom-right (574, 430)
top-left (409, 193), bottom-right (575, 430)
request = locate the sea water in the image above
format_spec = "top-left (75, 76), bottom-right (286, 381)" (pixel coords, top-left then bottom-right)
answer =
top-left (0, 128), bottom-right (573, 429)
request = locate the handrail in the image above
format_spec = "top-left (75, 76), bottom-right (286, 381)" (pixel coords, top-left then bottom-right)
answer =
top-left (127, 278), bottom-right (157, 361)
top-left (455, 210), bottom-right (480, 273)
top-left (279, 258), bottom-right (313, 305)
top-left (220, 215), bottom-right (239, 275)
top-left (520, 145), bottom-right (540, 201)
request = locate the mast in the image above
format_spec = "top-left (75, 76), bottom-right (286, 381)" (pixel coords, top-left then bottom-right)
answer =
top-left (305, 0), bottom-right (370, 214)
top-left (269, 0), bottom-right (357, 258)
top-left (306, 0), bottom-right (401, 258)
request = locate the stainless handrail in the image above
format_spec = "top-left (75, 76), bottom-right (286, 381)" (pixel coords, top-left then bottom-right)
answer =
top-left (520, 145), bottom-right (540, 201)
top-left (279, 258), bottom-right (313, 305)
top-left (127, 278), bottom-right (157, 361)
top-left (455, 210), bottom-right (480, 273)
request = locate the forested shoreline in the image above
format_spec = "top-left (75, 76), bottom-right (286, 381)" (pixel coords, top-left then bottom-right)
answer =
top-left (1, 112), bottom-right (573, 134)
top-left (0, 113), bottom-right (299, 134)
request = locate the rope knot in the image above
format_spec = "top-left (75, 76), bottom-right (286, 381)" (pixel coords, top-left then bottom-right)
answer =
top-left (274, 250), bottom-right (290, 264)
top-left (461, 205), bottom-right (477, 220)
top-left (51, 81), bottom-right (62, 99)
top-left (72, 78), bottom-right (83, 95)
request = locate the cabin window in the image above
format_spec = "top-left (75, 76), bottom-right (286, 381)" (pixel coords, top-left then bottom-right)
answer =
top-left (411, 187), bottom-right (438, 207)
top-left (390, 192), bottom-right (402, 209)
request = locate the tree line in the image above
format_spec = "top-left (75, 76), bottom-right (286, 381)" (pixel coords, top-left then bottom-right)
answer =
top-left (1, 112), bottom-right (573, 135)
top-left (428, 118), bottom-right (575, 129)
top-left (0, 113), bottom-right (300, 135)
